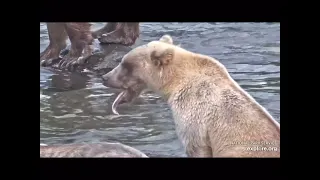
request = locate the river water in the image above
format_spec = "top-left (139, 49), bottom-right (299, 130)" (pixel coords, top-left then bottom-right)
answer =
top-left (40, 22), bottom-right (280, 157)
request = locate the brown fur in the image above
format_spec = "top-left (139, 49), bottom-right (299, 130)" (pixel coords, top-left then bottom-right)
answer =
top-left (40, 143), bottom-right (148, 157)
top-left (93, 23), bottom-right (140, 46)
top-left (40, 22), bottom-right (140, 70)
top-left (102, 35), bottom-right (280, 157)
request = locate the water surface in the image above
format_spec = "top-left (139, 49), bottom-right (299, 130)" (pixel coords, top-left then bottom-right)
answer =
top-left (40, 22), bottom-right (280, 157)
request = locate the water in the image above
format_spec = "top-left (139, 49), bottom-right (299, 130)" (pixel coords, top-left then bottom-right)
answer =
top-left (40, 22), bottom-right (280, 157)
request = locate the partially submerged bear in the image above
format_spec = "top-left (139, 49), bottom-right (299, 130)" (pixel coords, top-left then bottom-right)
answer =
top-left (102, 35), bottom-right (280, 157)
top-left (40, 143), bottom-right (147, 157)
top-left (40, 23), bottom-right (140, 70)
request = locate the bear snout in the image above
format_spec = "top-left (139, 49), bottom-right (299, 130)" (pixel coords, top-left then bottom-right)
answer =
top-left (102, 73), bottom-right (110, 81)
top-left (102, 73), bottom-right (114, 87)
top-left (102, 72), bottom-right (124, 89)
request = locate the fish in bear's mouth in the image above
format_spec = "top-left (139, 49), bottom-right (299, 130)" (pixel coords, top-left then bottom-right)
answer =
top-left (111, 90), bottom-right (130, 115)
top-left (111, 85), bottom-right (145, 115)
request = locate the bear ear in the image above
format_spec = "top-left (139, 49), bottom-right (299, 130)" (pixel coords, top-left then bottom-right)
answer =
top-left (151, 48), bottom-right (174, 67)
top-left (159, 35), bottom-right (173, 44)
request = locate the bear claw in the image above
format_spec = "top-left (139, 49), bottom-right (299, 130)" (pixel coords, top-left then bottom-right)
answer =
top-left (98, 33), bottom-right (113, 44)
top-left (40, 57), bottom-right (62, 67)
top-left (58, 55), bottom-right (90, 71)
top-left (98, 33), bottom-right (134, 46)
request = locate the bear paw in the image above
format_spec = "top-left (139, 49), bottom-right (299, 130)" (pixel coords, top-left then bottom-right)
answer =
top-left (40, 46), bottom-right (64, 67)
top-left (98, 32), bottom-right (134, 46)
top-left (58, 54), bottom-right (90, 71)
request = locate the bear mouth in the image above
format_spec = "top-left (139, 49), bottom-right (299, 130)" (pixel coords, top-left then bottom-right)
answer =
top-left (111, 90), bottom-right (129, 115)
top-left (111, 82), bottom-right (147, 115)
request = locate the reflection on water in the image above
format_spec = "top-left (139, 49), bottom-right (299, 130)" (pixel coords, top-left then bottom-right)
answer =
top-left (40, 23), bottom-right (280, 157)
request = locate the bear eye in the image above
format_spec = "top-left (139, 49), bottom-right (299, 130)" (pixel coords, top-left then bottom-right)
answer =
top-left (121, 62), bottom-right (133, 74)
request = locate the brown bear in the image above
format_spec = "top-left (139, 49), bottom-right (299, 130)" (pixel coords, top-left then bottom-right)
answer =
top-left (40, 23), bottom-right (140, 70)
top-left (40, 143), bottom-right (147, 157)
top-left (102, 35), bottom-right (280, 157)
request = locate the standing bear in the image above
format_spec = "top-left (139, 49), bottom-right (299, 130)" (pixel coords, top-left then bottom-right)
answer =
top-left (40, 23), bottom-right (139, 70)
top-left (102, 35), bottom-right (280, 157)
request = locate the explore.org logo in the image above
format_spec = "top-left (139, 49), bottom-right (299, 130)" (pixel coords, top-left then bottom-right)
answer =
top-left (246, 146), bottom-right (278, 152)
top-left (229, 141), bottom-right (279, 152)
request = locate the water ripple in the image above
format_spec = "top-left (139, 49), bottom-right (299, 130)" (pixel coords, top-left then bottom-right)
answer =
top-left (40, 22), bottom-right (280, 157)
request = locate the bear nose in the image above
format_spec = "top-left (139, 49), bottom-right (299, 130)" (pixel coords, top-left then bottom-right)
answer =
top-left (102, 74), bottom-right (109, 81)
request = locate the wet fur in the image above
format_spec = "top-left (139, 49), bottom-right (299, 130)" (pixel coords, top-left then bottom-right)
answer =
top-left (102, 35), bottom-right (280, 157)
top-left (40, 143), bottom-right (148, 157)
